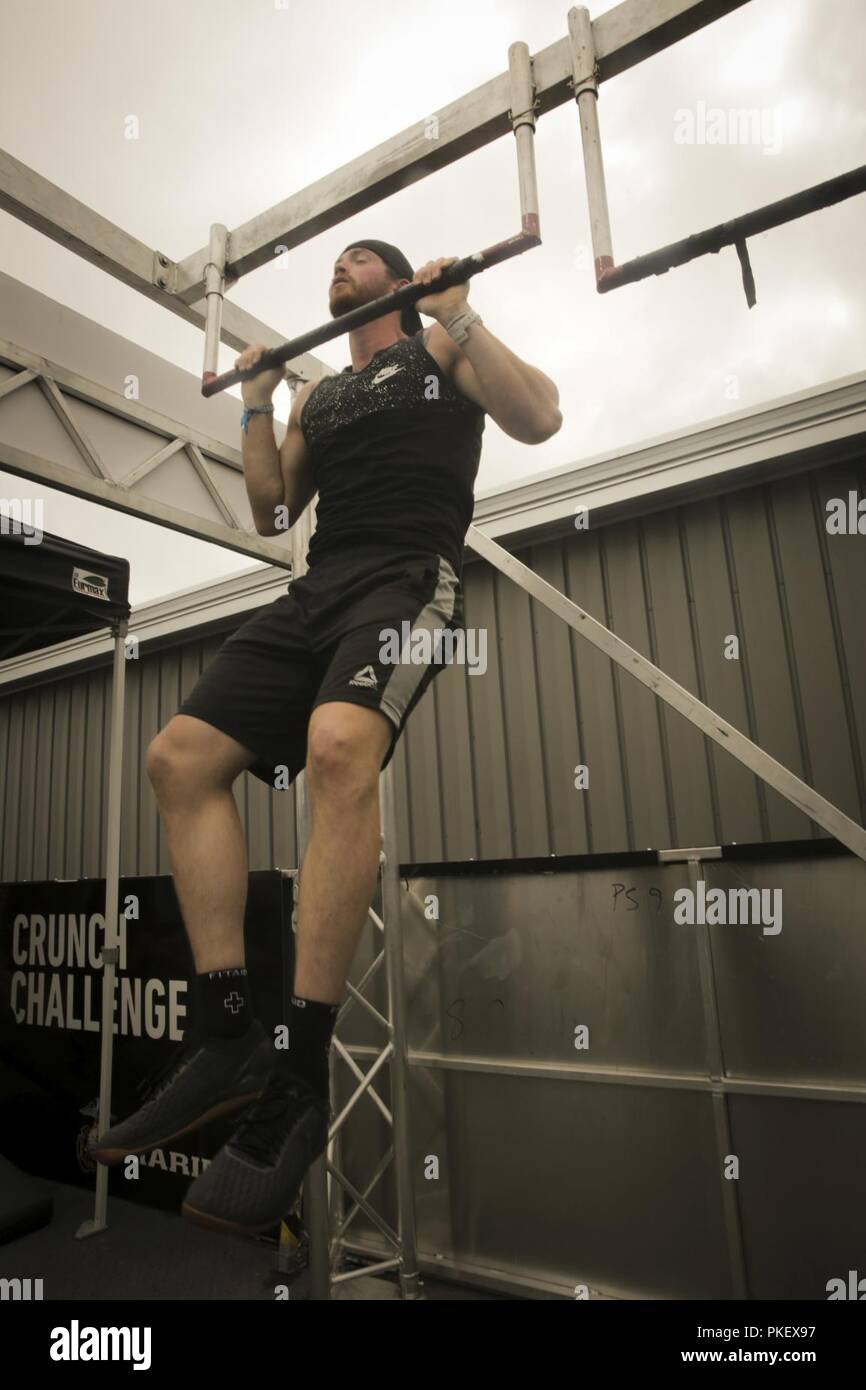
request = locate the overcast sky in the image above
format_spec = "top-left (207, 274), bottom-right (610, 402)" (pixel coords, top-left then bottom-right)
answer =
top-left (1, 0), bottom-right (864, 605)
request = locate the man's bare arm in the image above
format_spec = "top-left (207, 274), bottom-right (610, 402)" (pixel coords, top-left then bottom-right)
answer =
top-left (234, 339), bottom-right (318, 536)
top-left (275, 382), bottom-right (318, 533)
top-left (427, 319), bottom-right (562, 445)
top-left (412, 257), bottom-right (562, 445)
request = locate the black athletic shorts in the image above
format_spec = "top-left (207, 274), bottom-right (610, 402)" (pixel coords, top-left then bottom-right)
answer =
top-left (177, 543), bottom-right (464, 787)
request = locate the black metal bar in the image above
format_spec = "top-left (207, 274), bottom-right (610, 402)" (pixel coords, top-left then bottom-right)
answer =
top-left (597, 164), bottom-right (866, 293)
top-left (201, 228), bottom-right (541, 397)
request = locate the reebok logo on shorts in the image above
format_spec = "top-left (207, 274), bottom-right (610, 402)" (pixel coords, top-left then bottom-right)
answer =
top-left (349, 664), bottom-right (378, 688)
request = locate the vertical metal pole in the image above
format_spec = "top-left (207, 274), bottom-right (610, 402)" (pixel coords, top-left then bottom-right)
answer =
top-left (289, 449), bottom-right (313, 877)
top-left (568, 6), bottom-right (614, 280)
top-left (288, 448), bottom-right (313, 866)
top-left (508, 42), bottom-right (541, 239)
top-left (686, 855), bottom-right (749, 1299)
top-left (289, 484), bottom-right (332, 1298)
top-left (77, 618), bottom-right (128, 1238)
top-left (202, 223), bottom-right (229, 389)
top-left (379, 761), bottom-right (422, 1298)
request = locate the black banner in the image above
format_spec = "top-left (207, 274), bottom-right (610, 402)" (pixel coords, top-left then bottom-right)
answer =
top-left (0, 872), bottom-right (292, 1213)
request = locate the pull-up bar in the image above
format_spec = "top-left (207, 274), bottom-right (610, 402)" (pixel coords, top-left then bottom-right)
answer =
top-left (593, 163), bottom-right (866, 307)
top-left (200, 228), bottom-right (540, 397)
top-left (200, 41), bottom-right (542, 398)
top-left (569, 6), bottom-right (866, 306)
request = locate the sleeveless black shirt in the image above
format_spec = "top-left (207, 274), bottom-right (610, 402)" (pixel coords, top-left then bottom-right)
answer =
top-left (299, 330), bottom-right (485, 577)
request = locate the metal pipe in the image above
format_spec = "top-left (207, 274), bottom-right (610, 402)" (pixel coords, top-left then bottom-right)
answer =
top-left (597, 163), bottom-right (866, 292)
top-left (379, 762), bottom-right (423, 1299)
top-left (508, 41), bottom-right (541, 240)
top-left (201, 224), bottom-right (228, 389)
top-left (687, 856), bottom-right (749, 1300)
top-left (568, 6), bottom-right (614, 278)
top-left (201, 230), bottom-right (540, 396)
top-left (291, 502), bottom-right (333, 1300)
top-left (76, 616), bottom-right (128, 1238)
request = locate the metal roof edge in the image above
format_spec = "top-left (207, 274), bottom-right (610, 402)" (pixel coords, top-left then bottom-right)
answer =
top-left (473, 369), bottom-right (866, 543)
top-left (2, 368), bottom-right (864, 692)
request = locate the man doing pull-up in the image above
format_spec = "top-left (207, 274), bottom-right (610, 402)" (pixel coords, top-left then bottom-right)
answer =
top-left (90, 238), bottom-right (561, 1234)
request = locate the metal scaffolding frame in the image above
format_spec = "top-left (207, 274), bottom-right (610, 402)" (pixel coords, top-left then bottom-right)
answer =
top-left (2, 0), bottom-right (865, 1300)
top-left (0, 337), bottom-right (295, 565)
top-left (567, 7), bottom-right (866, 304)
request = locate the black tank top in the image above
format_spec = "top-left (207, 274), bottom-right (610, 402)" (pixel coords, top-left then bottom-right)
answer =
top-left (299, 330), bottom-right (485, 577)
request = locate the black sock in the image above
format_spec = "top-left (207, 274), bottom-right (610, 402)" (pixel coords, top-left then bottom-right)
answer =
top-left (191, 966), bottom-right (252, 1040)
top-left (276, 994), bottom-right (339, 1095)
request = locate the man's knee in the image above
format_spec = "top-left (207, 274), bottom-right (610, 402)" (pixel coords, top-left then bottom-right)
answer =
top-left (146, 716), bottom-right (246, 799)
top-left (306, 708), bottom-right (389, 796)
top-left (145, 725), bottom-right (194, 799)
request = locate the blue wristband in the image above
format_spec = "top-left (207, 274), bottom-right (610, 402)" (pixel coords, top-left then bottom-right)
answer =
top-left (241, 402), bottom-right (275, 434)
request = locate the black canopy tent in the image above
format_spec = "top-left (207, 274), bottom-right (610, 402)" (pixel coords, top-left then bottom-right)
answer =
top-left (0, 526), bottom-right (130, 658)
top-left (0, 523), bottom-right (130, 1237)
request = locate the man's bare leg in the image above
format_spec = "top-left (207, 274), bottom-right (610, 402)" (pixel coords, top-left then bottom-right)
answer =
top-left (175, 702), bottom-right (390, 1230)
top-left (293, 702), bottom-right (393, 1004)
top-left (89, 715), bottom-right (266, 1166)
top-left (145, 714), bottom-right (256, 973)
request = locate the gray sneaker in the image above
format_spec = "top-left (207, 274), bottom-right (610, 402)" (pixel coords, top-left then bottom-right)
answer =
top-left (181, 1070), bottom-right (330, 1235)
top-left (89, 1021), bottom-right (274, 1166)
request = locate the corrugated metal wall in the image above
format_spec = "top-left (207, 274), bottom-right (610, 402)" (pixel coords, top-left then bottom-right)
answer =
top-left (2, 454), bottom-right (865, 880)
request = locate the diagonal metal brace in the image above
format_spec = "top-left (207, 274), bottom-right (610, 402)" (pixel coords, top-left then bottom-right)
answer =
top-left (466, 524), bottom-right (866, 862)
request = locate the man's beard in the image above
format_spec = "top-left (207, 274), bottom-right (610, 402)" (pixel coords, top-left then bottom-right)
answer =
top-left (329, 279), bottom-right (389, 319)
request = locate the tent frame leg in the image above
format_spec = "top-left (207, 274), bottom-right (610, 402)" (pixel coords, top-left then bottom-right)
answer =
top-left (76, 617), bottom-right (129, 1239)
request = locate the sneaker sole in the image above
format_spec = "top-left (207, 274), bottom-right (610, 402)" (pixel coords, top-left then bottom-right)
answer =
top-left (181, 1200), bottom-right (277, 1236)
top-left (89, 1089), bottom-right (263, 1166)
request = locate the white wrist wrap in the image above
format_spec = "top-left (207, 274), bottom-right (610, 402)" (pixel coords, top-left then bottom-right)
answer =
top-left (442, 308), bottom-right (483, 345)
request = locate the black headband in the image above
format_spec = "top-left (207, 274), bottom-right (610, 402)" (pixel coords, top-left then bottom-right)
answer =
top-left (339, 238), bottom-right (423, 336)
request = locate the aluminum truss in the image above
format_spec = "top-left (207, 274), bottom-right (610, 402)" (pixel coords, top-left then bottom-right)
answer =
top-left (0, 149), bottom-right (331, 388)
top-left (167, 1), bottom-right (753, 306)
top-left (0, 338), bottom-right (294, 565)
top-left (2, 0), bottom-right (865, 1301)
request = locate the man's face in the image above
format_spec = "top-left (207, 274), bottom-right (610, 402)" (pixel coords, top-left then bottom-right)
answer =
top-left (328, 247), bottom-right (405, 318)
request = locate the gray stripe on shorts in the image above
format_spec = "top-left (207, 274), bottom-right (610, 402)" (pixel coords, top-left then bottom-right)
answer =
top-left (378, 555), bottom-right (459, 725)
